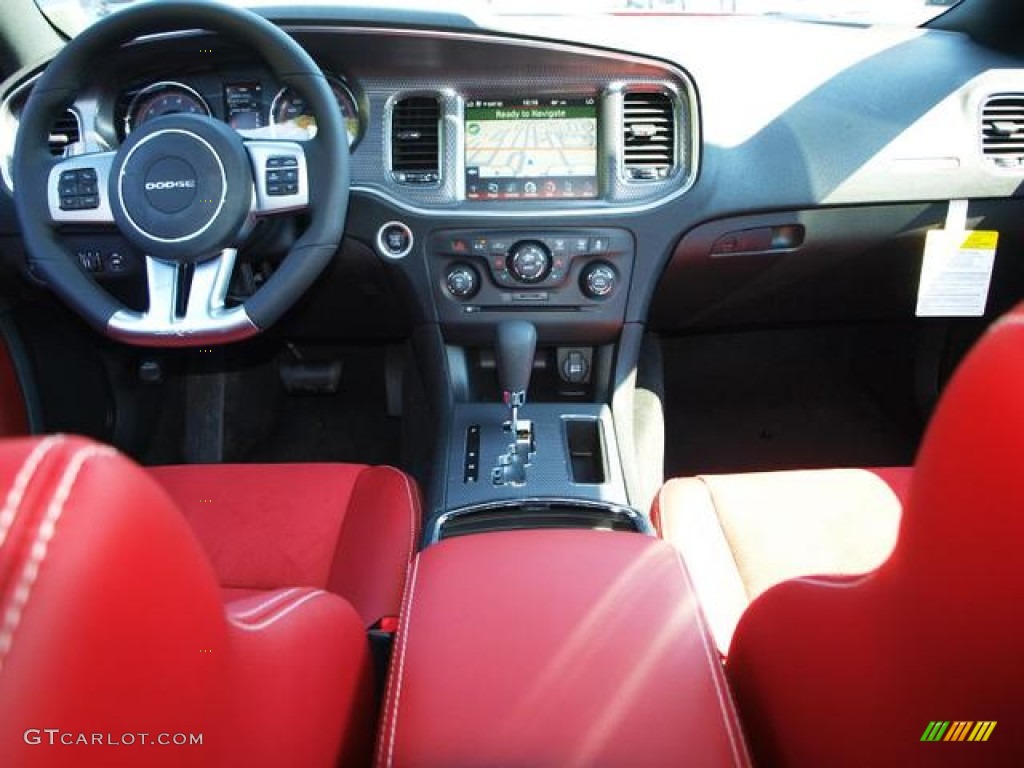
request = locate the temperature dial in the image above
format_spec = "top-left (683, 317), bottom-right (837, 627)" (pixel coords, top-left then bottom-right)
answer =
top-left (580, 261), bottom-right (618, 299)
top-left (507, 241), bottom-right (552, 284)
top-left (445, 263), bottom-right (480, 299)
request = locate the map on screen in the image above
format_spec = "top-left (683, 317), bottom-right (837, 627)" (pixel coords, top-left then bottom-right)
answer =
top-left (465, 97), bottom-right (598, 200)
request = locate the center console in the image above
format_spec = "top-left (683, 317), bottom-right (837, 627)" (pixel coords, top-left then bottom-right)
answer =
top-left (405, 213), bottom-right (644, 540)
top-left (377, 530), bottom-right (750, 767)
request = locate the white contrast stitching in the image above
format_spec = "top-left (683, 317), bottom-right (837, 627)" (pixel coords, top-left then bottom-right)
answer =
top-left (377, 554), bottom-right (420, 768)
top-left (673, 549), bottom-right (753, 768)
top-left (373, 466), bottom-right (420, 767)
top-left (0, 436), bottom-right (64, 550)
top-left (227, 589), bottom-right (327, 632)
top-left (382, 465), bottom-right (420, 570)
top-left (226, 587), bottom-right (302, 620)
top-left (0, 444), bottom-right (114, 674)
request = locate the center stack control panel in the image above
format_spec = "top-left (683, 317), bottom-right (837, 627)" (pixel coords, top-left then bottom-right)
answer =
top-left (427, 228), bottom-right (634, 342)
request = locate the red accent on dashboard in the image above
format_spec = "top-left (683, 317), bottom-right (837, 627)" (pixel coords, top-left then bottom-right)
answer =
top-left (377, 529), bottom-right (751, 767)
top-left (0, 436), bottom-right (373, 767)
top-left (149, 462), bottom-right (420, 627)
top-left (726, 308), bottom-right (1024, 767)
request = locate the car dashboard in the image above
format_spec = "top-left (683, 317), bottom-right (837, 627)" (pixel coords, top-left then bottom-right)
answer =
top-left (1, 6), bottom-right (1023, 520)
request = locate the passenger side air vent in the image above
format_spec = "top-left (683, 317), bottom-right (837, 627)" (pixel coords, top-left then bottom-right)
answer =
top-left (391, 95), bottom-right (440, 185)
top-left (48, 109), bottom-right (81, 156)
top-left (981, 94), bottom-right (1024, 170)
top-left (622, 90), bottom-right (675, 181)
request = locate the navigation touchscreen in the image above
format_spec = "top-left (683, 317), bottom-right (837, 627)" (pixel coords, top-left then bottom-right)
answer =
top-left (464, 96), bottom-right (598, 200)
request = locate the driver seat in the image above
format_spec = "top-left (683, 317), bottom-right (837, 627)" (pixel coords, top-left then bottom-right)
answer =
top-left (0, 435), bottom-right (415, 767)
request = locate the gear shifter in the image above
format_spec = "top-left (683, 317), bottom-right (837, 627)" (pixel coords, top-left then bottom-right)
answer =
top-left (496, 320), bottom-right (537, 429)
top-left (493, 320), bottom-right (537, 486)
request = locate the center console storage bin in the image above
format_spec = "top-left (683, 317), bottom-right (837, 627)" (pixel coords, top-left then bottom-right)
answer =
top-left (376, 529), bottom-right (750, 767)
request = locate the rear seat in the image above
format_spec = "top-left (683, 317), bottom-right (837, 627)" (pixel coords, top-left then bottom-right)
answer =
top-left (652, 467), bottom-right (911, 655)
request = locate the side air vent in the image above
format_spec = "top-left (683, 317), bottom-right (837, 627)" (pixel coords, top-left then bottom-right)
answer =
top-left (48, 109), bottom-right (81, 156)
top-left (622, 90), bottom-right (675, 181)
top-left (981, 94), bottom-right (1024, 169)
top-left (391, 95), bottom-right (440, 185)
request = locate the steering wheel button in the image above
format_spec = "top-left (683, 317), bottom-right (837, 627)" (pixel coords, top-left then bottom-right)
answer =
top-left (80, 195), bottom-right (99, 209)
top-left (107, 252), bottom-right (127, 272)
top-left (283, 182), bottom-right (298, 195)
top-left (281, 169), bottom-right (298, 183)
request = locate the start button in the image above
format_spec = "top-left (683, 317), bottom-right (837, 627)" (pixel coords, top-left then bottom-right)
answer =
top-left (377, 221), bottom-right (414, 259)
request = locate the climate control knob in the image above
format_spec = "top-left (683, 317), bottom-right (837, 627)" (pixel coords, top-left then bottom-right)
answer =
top-left (507, 241), bottom-right (552, 284)
top-left (580, 261), bottom-right (617, 299)
top-left (445, 263), bottom-right (480, 299)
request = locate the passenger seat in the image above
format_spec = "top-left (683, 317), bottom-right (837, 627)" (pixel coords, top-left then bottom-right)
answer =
top-left (652, 466), bottom-right (910, 655)
top-left (654, 305), bottom-right (1024, 766)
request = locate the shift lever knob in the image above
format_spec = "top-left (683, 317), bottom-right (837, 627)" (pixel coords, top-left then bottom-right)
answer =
top-left (496, 320), bottom-right (537, 405)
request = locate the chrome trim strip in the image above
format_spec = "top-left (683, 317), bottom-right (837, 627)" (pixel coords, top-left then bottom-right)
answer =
top-left (430, 497), bottom-right (654, 546)
top-left (107, 249), bottom-right (259, 346)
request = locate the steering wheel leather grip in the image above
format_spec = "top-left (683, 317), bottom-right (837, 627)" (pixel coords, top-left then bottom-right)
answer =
top-left (13, 1), bottom-right (349, 346)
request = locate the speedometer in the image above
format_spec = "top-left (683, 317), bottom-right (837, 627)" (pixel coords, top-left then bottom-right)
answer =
top-left (269, 77), bottom-right (362, 147)
top-left (126, 81), bottom-right (210, 134)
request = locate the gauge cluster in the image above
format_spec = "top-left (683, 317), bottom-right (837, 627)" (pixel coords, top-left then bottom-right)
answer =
top-left (119, 71), bottom-right (364, 147)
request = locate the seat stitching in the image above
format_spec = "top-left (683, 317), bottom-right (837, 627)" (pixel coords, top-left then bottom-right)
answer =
top-left (371, 468), bottom-right (419, 767)
top-left (0, 435), bottom-right (64, 550)
top-left (381, 465), bottom-right (420, 567)
top-left (672, 549), bottom-right (753, 768)
top-left (0, 444), bottom-right (114, 673)
top-left (226, 587), bottom-right (302, 620)
top-left (378, 554), bottom-right (420, 768)
top-left (228, 589), bottom-right (327, 632)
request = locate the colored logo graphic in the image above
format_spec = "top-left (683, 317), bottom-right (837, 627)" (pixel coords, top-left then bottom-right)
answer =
top-left (921, 721), bottom-right (996, 742)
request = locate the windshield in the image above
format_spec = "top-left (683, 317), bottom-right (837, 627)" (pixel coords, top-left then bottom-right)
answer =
top-left (36, 0), bottom-right (962, 37)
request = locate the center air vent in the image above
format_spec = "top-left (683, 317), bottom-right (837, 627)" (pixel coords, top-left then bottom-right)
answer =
top-left (391, 95), bottom-right (440, 185)
top-left (981, 94), bottom-right (1024, 170)
top-left (622, 90), bottom-right (676, 181)
top-left (49, 109), bottom-right (81, 156)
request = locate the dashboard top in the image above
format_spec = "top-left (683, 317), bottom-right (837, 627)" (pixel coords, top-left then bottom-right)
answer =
top-left (1, 10), bottom-right (1022, 226)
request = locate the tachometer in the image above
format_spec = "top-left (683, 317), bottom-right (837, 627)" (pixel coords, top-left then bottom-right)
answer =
top-left (126, 81), bottom-right (211, 134)
top-left (269, 77), bottom-right (362, 147)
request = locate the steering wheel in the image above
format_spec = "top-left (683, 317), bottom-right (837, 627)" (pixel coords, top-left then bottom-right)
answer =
top-left (13, 1), bottom-right (348, 346)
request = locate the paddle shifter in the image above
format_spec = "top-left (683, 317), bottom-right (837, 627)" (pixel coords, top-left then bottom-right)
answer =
top-left (493, 320), bottom-right (537, 486)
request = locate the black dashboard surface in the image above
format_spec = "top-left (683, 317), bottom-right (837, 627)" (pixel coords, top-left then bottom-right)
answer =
top-left (1, 7), bottom-right (1022, 330)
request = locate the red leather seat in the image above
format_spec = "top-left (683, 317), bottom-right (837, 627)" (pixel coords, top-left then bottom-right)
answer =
top-left (653, 466), bottom-right (911, 654)
top-left (148, 463), bottom-right (420, 628)
top-left (659, 306), bottom-right (1024, 766)
top-left (0, 436), bottom-right (416, 767)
